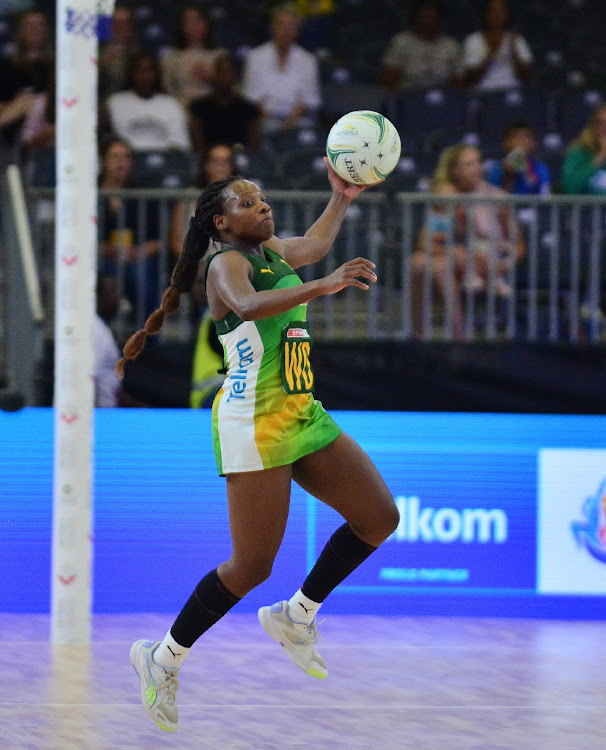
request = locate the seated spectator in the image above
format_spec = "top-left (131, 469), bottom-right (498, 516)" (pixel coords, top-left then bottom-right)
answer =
top-left (160, 2), bottom-right (221, 107)
top-left (243, 2), bottom-right (321, 135)
top-left (21, 72), bottom-right (55, 151)
top-left (99, 4), bottom-right (141, 100)
top-left (189, 51), bottom-right (260, 153)
top-left (170, 142), bottom-right (236, 256)
top-left (411, 143), bottom-right (524, 340)
top-left (0, 9), bottom-right (53, 146)
top-left (104, 52), bottom-right (192, 152)
top-left (463, 0), bottom-right (532, 92)
top-left (97, 138), bottom-right (162, 318)
top-left (381, 0), bottom-right (462, 91)
top-left (485, 119), bottom-right (550, 195)
top-left (561, 104), bottom-right (606, 194)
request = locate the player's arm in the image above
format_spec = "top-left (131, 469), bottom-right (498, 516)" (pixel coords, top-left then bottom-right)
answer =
top-left (208, 249), bottom-right (376, 321)
top-left (266, 159), bottom-right (371, 269)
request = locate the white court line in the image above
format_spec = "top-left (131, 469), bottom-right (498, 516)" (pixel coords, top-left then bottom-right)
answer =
top-left (0, 704), bottom-right (601, 710)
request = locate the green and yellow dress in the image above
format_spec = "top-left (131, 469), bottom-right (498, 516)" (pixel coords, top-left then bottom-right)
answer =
top-left (205, 246), bottom-right (341, 475)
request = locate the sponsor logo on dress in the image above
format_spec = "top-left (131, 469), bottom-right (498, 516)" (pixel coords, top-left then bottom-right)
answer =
top-left (226, 338), bottom-right (253, 402)
top-left (286, 328), bottom-right (309, 338)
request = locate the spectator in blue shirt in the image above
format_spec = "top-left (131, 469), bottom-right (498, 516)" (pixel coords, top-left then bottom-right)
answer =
top-left (485, 119), bottom-right (550, 195)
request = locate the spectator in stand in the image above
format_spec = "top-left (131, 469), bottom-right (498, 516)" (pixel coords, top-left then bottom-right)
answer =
top-left (243, 2), bottom-right (321, 135)
top-left (170, 143), bottom-right (236, 257)
top-left (189, 51), bottom-right (260, 153)
top-left (411, 143), bottom-right (524, 340)
top-left (0, 9), bottom-right (53, 145)
top-left (463, 0), bottom-right (532, 92)
top-left (160, 2), bottom-right (221, 108)
top-left (104, 52), bottom-right (191, 152)
top-left (99, 4), bottom-right (141, 100)
top-left (97, 138), bottom-right (162, 318)
top-left (486, 119), bottom-right (550, 195)
top-left (95, 272), bottom-right (145, 407)
top-left (561, 104), bottom-right (606, 194)
top-left (21, 71), bottom-right (55, 151)
top-left (381, 0), bottom-right (463, 91)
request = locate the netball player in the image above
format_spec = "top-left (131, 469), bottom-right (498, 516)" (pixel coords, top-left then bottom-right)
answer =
top-left (117, 159), bottom-right (399, 731)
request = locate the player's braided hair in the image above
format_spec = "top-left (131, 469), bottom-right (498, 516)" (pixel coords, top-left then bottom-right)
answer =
top-left (115, 175), bottom-right (240, 378)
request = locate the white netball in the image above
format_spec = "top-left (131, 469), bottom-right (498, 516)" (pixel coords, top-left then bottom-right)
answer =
top-left (326, 110), bottom-right (401, 185)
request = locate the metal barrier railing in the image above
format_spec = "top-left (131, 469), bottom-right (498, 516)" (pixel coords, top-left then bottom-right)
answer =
top-left (26, 187), bottom-right (606, 345)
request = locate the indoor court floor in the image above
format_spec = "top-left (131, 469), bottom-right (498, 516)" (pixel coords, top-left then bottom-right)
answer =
top-left (0, 613), bottom-right (603, 749)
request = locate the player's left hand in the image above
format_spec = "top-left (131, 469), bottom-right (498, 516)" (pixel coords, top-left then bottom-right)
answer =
top-left (324, 157), bottom-right (380, 199)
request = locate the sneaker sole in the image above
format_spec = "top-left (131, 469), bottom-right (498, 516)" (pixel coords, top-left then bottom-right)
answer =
top-left (130, 640), bottom-right (178, 733)
top-left (257, 607), bottom-right (327, 680)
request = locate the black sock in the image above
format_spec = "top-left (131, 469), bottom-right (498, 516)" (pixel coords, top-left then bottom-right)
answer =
top-left (301, 523), bottom-right (377, 603)
top-left (170, 568), bottom-right (240, 648)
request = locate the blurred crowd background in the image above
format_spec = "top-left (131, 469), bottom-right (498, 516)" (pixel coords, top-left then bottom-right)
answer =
top-left (2, 0), bottom-right (606, 411)
top-left (1, 0), bottom-right (606, 193)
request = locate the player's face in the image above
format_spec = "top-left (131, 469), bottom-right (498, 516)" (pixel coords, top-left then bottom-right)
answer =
top-left (214, 181), bottom-right (275, 244)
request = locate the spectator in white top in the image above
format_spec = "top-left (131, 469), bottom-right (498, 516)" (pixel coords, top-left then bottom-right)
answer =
top-left (243, 2), bottom-right (321, 135)
top-left (463, 0), bottom-right (532, 92)
top-left (104, 52), bottom-right (192, 152)
top-left (381, 0), bottom-right (463, 91)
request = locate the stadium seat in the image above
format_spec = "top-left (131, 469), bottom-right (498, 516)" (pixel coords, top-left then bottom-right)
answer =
top-left (234, 149), bottom-right (283, 189)
top-left (396, 88), bottom-right (468, 139)
top-left (25, 148), bottom-right (56, 188)
top-left (133, 150), bottom-right (194, 188)
top-left (558, 87), bottom-right (605, 142)
top-left (262, 126), bottom-right (325, 156)
top-left (278, 148), bottom-right (330, 190)
top-left (322, 83), bottom-right (388, 122)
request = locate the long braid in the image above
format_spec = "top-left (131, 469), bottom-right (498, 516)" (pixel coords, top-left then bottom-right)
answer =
top-left (115, 176), bottom-right (240, 378)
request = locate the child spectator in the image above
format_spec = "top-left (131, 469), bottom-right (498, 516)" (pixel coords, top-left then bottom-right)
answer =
top-left (485, 119), bottom-right (550, 195)
top-left (411, 143), bottom-right (524, 340)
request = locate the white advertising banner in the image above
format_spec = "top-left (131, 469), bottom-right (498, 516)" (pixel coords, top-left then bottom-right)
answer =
top-left (538, 449), bottom-right (606, 595)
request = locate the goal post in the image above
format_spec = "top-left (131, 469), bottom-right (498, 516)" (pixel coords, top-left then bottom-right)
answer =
top-left (51, 0), bottom-right (114, 646)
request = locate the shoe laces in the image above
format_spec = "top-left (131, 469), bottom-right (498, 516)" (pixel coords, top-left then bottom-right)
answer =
top-left (303, 618), bottom-right (324, 645)
top-left (156, 671), bottom-right (179, 707)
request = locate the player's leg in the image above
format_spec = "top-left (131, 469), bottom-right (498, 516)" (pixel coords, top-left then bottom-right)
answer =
top-left (132, 465), bottom-right (292, 731)
top-left (259, 433), bottom-right (399, 678)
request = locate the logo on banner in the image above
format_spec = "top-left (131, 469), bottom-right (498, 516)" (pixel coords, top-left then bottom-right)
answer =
top-left (388, 496), bottom-right (508, 543)
top-left (571, 479), bottom-right (606, 564)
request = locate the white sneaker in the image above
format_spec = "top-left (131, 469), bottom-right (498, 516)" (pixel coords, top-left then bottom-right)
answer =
top-left (258, 601), bottom-right (327, 679)
top-left (130, 639), bottom-right (179, 732)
